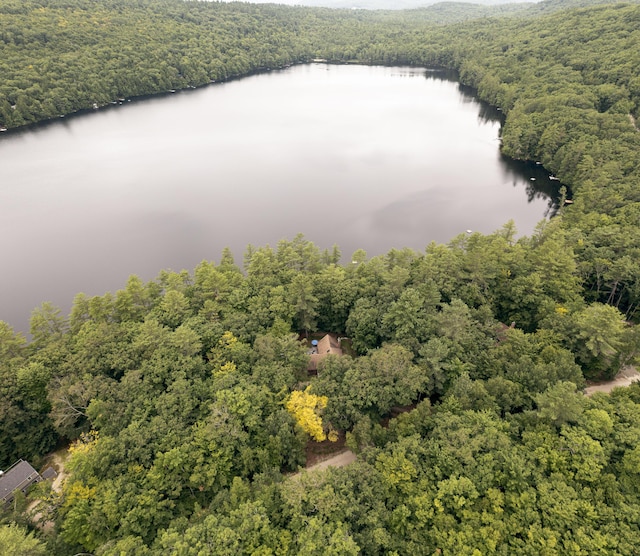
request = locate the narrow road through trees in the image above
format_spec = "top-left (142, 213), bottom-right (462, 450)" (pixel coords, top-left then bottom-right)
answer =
top-left (585, 367), bottom-right (640, 396)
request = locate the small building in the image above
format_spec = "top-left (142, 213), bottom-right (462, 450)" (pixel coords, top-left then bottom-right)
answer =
top-left (307, 334), bottom-right (343, 375)
top-left (41, 467), bottom-right (58, 481)
top-left (0, 460), bottom-right (44, 506)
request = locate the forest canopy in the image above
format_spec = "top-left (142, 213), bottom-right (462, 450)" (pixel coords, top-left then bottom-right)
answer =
top-left (2, 0), bottom-right (640, 554)
top-left (3, 229), bottom-right (640, 554)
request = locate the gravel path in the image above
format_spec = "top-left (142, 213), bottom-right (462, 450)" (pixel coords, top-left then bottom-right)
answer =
top-left (306, 449), bottom-right (356, 472)
top-left (290, 449), bottom-right (357, 480)
top-left (584, 367), bottom-right (640, 396)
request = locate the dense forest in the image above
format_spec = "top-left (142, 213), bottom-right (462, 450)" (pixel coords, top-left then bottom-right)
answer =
top-left (226, 0), bottom-right (532, 9)
top-left (2, 0), bottom-right (640, 554)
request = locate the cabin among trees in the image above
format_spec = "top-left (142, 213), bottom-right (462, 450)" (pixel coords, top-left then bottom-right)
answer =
top-left (0, 460), bottom-right (47, 506)
top-left (307, 334), bottom-right (343, 375)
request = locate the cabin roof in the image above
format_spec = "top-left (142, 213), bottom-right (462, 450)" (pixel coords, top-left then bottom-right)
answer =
top-left (308, 334), bottom-right (343, 373)
top-left (317, 334), bottom-right (342, 356)
top-left (0, 460), bottom-right (42, 503)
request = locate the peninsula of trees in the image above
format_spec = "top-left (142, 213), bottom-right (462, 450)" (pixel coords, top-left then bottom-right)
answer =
top-left (2, 0), bottom-right (640, 554)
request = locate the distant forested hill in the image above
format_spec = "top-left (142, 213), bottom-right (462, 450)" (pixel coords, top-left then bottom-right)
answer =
top-left (223, 0), bottom-right (636, 10)
top-left (233, 0), bottom-right (528, 7)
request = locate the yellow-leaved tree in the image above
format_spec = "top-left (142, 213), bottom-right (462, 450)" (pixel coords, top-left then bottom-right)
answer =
top-left (286, 387), bottom-right (336, 442)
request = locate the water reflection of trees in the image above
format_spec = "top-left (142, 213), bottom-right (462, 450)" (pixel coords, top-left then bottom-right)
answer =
top-left (423, 67), bottom-right (459, 83)
top-left (500, 154), bottom-right (566, 218)
top-left (423, 67), bottom-right (565, 218)
top-left (422, 68), bottom-right (502, 124)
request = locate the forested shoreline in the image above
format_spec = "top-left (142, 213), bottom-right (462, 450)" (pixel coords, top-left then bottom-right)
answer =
top-left (3, 0), bottom-right (640, 554)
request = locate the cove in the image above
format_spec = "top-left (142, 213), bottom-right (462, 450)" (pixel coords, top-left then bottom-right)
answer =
top-left (0, 64), bottom-right (560, 333)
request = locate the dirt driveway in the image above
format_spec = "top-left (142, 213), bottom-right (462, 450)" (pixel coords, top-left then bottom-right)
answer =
top-left (585, 366), bottom-right (640, 396)
top-left (290, 449), bottom-right (357, 480)
top-left (306, 449), bottom-right (356, 472)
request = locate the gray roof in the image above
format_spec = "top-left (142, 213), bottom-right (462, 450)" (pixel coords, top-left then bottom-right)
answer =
top-left (0, 460), bottom-right (42, 503)
top-left (41, 467), bottom-right (58, 480)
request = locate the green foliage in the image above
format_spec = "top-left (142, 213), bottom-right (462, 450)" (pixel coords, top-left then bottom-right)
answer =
top-left (0, 228), bottom-right (637, 552)
top-left (312, 343), bottom-right (424, 429)
top-left (1, 227), bottom-right (638, 554)
top-left (543, 302), bottom-right (630, 378)
top-left (0, 524), bottom-right (47, 556)
top-left (535, 381), bottom-right (584, 427)
top-left (0, 322), bottom-right (57, 467)
top-left (4, 0), bottom-right (640, 552)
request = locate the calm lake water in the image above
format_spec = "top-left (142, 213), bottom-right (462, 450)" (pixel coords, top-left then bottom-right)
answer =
top-left (0, 64), bottom-right (559, 332)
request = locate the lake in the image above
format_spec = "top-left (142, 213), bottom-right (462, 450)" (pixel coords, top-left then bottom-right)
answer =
top-left (0, 64), bottom-right (559, 332)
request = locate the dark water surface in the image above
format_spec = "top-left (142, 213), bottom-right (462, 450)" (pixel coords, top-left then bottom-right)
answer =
top-left (0, 64), bottom-right (559, 332)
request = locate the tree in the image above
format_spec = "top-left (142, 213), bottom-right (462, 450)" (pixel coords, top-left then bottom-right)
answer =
top-left (572, 303), bottom-right (627, 378)
top-left (381, 288), bottom-right (436, 352)
top-left (315, 344), bottom-right (424, 430)
top-left (115, 275), bottom-right (154, 322)
top-left (289, 273), bottom-right (319, 335)
top-left (29, 302), bottom-right (68, 349)
top-left (294, 518), bottom-right (360, 556)
top-left (444, 372), bottom-right (499, 413)
top-left (545, 302), bottom-right (629, 379)
top-left (479, 328), bottom-right (584, 402)
top-left (345, 298), bottom-right (383, 354)
top-left (0, 321), bottom-right (26, 365)
top-left (314, 264), bottom-right (357, 332)
top-left (286, 387), bottom-right (334, 442)
top-left (154, 289), bottom-right (191, 329)
top-left (0, 323), bottom-right (57, 466)
top-left (0, 524), bottom-right (47, 556)
top-left (157, 501), bottom-right (283, 555)
top-left (535, 381), bottom-right (584, 428)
